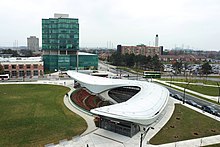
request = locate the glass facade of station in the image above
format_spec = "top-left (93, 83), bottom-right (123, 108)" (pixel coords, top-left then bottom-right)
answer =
top-left (43, 54), bottom-right (98, 71)
top-left (99, 116), bottom-right (140, 137)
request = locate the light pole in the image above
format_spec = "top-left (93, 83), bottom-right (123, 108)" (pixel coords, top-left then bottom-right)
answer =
top-left (140, 127), bottom-right (154, 147)
top-left (183, 81), bottom-right (190, 104)
top-left (136, 63), bottom-right (139, 80)
top-left (217, 82), bottom-right (220, 103)
top-left (76, 51), bottom-right (79, 72)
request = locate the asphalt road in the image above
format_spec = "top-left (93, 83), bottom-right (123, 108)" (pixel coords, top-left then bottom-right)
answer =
top-left (99, 62), bottom-right (220, 114)
top-left (160, 83), bottom-right (220, 113)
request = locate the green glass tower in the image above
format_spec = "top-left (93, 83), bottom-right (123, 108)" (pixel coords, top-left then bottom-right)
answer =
top-left (42, 14), bottom-right (98, 71)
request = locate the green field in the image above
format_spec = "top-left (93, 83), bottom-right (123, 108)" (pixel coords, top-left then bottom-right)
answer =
top-left (150, 104), bottom-right (220, 144)
top-left (160, 78), bottom-right (219, 86)
top-left (170, 83), bottom-right (219, 96)
top-left (0, 84), bottom-right (87, 147)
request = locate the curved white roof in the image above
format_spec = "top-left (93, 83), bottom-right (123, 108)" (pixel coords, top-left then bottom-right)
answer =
top-left (67, 71), bottom-right (169, 125)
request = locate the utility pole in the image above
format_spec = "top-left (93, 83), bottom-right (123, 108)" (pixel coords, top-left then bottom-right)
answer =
top-left (76, 51), bottom-right (79, 72)
top-left (217, 82), bottom-right (220, 103)
top-left (183, 81), bottom-right (190, 104)
top-left (140, 127), bottom-right (154, 147)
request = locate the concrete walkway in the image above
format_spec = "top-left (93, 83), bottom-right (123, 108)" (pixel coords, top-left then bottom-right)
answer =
top-left (63, 88), bottom-right (97, 136)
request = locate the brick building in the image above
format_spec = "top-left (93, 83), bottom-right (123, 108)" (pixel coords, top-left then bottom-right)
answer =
top-left (117, 45), bottom-right (163, 57)
top-left (0, 57), bottom-right (44, 78)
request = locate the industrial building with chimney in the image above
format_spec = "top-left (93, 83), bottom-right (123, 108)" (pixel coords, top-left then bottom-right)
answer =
top-left (117, 34), bottom-right (163, 57)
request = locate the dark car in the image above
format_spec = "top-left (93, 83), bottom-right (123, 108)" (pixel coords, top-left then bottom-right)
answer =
top-left (173, 94), bottom-right (183, 101)
top-left (186, 100), bottom-right (201, 108)
top-left (202, 105), bottom-right (218, 115)
top-left (169, 93), bottom-right (174, 97)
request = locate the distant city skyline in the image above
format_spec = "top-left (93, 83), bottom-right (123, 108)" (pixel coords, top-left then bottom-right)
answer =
top-left (0, 0), bottom-right (220, 51)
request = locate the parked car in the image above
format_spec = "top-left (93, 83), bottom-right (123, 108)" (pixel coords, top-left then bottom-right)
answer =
top-left (173, 94), bottom-right (183, 101)
top-left (186, 100), bottom-right (201, 108)
top-left (169, 93), bottom-right (174, 97)
top-left (202, 105), bottom-right (218, 115)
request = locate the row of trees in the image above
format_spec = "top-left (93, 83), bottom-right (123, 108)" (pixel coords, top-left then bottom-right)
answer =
top-left (109, 53), bottom-right (163, 71)
top-left (1, 49), bottom-right (33, 57)
top-left (0, 65), bottom-right (4, 74)
top-left (109, 52), bottom-right (212, 75)
top-left (1, 49), bottom-right (19, 57)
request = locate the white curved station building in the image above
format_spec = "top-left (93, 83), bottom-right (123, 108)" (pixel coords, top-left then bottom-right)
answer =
top-left (67, 71), bottom-right (169, 137)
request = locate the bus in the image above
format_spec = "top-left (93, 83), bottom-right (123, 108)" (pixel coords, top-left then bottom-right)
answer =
top-left (143, 71), bottom-right (161, 78)
top-left (90, 71), bottom-right (108, 77)
top-left (0, 74), bottom-right (9, 81)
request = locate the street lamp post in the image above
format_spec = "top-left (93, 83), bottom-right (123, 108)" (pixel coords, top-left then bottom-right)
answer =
top-left (217, 82), bottom-right (220, 103)
top-left (183, 81), bottom-right (190, 104)
top-left (76, 51), bottom-right (79, 72)
top-left (140, 127), bottom-right (154, 147)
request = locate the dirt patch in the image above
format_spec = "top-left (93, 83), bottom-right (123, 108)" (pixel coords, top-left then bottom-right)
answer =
top-left (211, 129), bottom-right (216, 132)
top-left (193, 132), bottom-right (199, 136)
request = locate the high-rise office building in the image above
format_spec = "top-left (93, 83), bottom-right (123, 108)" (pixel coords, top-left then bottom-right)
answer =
top-left (42, 13), bottom-right (98, 71)
top-left (27, 36), bottom-right (39, 51)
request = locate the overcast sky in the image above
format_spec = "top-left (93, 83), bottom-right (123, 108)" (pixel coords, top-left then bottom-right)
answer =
top-left (0, 0), bottom-right (220, 51)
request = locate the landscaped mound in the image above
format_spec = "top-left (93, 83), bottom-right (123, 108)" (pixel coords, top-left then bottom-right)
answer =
top-left (0, 84), bottom-right (87, 146)
top-left (150, 104), bottom-right (220, 144)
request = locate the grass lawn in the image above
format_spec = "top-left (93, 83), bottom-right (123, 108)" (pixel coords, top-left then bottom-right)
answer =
top-left (0, 84), bottom-right (87, 147)
top-left (170, 83), bottom-right (219, 96)
top-left (160, 78), bottom-right (219, 86)
top-left (150, 104), bottom-right (220, 145)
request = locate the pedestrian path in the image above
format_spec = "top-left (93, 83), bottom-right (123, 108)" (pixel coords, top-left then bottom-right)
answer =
top-left (63, 88), bottom-right (97, 136)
